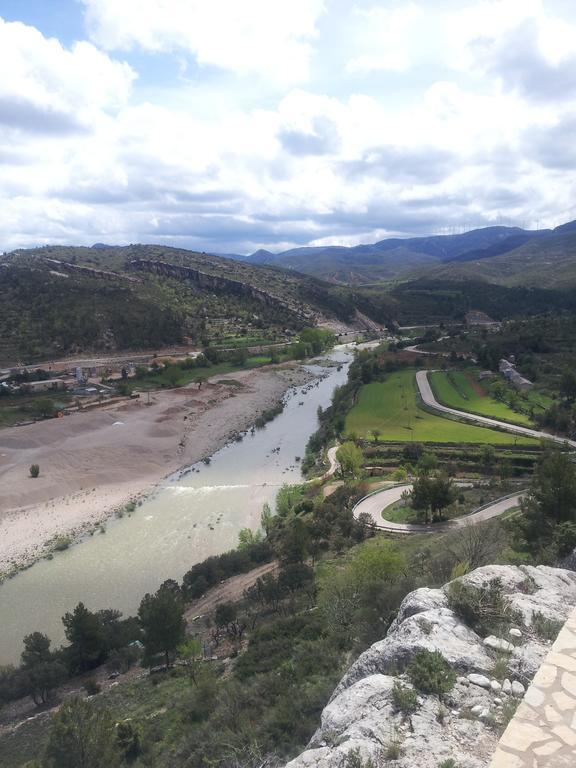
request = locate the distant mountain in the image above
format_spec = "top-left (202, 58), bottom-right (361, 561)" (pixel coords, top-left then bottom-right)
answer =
top-left (235, 225), bottom-right (542, 283)
top-left (426, 229), bottom-right (576, 289)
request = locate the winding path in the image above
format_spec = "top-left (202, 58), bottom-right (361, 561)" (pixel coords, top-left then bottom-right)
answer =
top-left (416, 370), bottom-right (576, 449)
top-left (353, 483), bottom-right (526, 533)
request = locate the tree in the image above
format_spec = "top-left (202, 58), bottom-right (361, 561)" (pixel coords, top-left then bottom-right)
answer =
top-left (411, 472), bottom-right (455, 523)
top-left (337, 441), bottom-right (363, 479)
top-left (62, 603), bottom-right (106, 672)
top-left (560, 370), bottom-right (576, 404)
top-left (21, 632), bottom-right (51, 668)
top-left (178, 637), bottom-right (203, 685)
top-left (238, 528), bottom-right (263, 550)
top-left (23, 660), bottom-right (67, 707)
top-left (480, 445), bottom-right (496, 475)
top-left (31, 398), bottom-right (56, 419)
top-left (29, 463), bottom-right (40, 478)
top-left (164, 365), bottom-right (181, 387)
top-left (43, 697), bottom-right (120, 768)
top-left (530, 449), bottom-right (576, 524)
top-left (260, 502), bottom-right (274, 535)
top-left (138, 581), bottom-right (185, 668)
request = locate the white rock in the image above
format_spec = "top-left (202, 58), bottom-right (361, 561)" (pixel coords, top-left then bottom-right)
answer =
top-left (490, 680), bottom-right (502, 693)
top-left (484, 636), bottom-right (514, 653)
top-left (511, 681), bottom-right (525, 698)
top-left (509, 628), bottom-right (522, 638)
top-left (468, 674), bottom-right (491, 689)
top-left (286, 565), bottom-right (576, 768)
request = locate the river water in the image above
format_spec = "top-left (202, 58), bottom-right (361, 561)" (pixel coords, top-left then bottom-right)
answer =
top-left (0, 347), bottom-right (353, 665)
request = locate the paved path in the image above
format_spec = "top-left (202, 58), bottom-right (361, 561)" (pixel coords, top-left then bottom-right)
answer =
top-left (353, 483), bottom-right (525, 533)
top-left (416, 370), bottom-right (576, 449)
top-left (490, 607), bottom-right (576, 768)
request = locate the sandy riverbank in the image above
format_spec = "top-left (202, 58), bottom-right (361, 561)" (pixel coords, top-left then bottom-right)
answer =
top-left (0, 363), bottom-right (313, 573)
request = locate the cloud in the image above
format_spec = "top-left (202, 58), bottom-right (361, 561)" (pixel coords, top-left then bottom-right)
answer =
top-left (0, 17), bottom-right (135, 135)
top-left (346, 2), bottom-right (422, 74)
top-left (278, 116), bottom-right (340, 156)
top-left (449, 0), bottom-right (576, 101)
top-left (2, 2), bottom-right (576, 254)
top-left (341, 145), bottom-right (454, 184)
top-left (524, 114), bottom-right (576, 170)
top-left (81, 0), bottom-right (325, 85)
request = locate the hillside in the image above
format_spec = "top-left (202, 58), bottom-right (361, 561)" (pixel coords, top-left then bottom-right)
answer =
top-left (0, 244), bottom-right (377, 365)
top-left (238, 225), bottom-right (541, 283)
top-left (226, 222), bottom-right (576, 291)
top-left (426, 230), bottom-right (576, 288)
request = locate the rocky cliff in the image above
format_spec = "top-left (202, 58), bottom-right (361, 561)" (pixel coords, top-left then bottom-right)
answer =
top-left (286, 565), bottom-right (576, 768)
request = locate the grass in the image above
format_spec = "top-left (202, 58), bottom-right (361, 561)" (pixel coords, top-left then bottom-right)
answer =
top-left (429, 370), bottom-right (533, 426)
top-left (345, 371), bottom-right (537, 445)
top-left (0, 392), bottom-right (71, 428)
top-left (382, 485), bottom-right (514, 524)
top-left (128, 354), bottom-right (288, 392)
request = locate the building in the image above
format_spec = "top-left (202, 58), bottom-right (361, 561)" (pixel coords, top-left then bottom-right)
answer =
top-left (499, 358), bottom-right (533, 390)
top-left (20, 378), bottom-right (68, 394)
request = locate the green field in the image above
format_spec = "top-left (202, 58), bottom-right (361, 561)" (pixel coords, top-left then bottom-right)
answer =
top-left (345, 371), bottom-right (536, 445)
top-left (429, 370), bottom-right (533, 426)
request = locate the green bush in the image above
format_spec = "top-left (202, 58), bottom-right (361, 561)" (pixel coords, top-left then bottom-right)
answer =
top-left (391, 681), bottom-right (419, 715)
top-left (407, 650), bottom-right (456, 697)
top-left (447, 578), bottom-right (522, 637)
top-left (29, 464), bottom-right (40, 478)
top-left (532, 612), bottom-right (563, 642)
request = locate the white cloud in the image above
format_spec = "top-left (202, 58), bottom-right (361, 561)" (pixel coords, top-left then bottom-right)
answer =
top-left (81, 0), bottom-right (325, 85)
top-left (0, 17), bottom-right (135, 134)
top-left (2, 2), bottom-right (576, 253)
top-left (346, 2), bottom-right (422, 74)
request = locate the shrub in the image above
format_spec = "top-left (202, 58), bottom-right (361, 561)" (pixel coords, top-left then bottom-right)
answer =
top-left (439, 760), bottom-right (459, 768)
top-left (407, 650), bottom-right (456, 697)
top-left (447, 578), bottom-right (522, 637)
top-left (532, 612), bottom-right (563, 642)
top-left (83, 678), bottom-right (101, 696)
top-left (391, 681), bottom-right (419, 716)
top-left (29, 464), bottom-right (40, 478)
top-left (53, 536), bottom-right (72, 552)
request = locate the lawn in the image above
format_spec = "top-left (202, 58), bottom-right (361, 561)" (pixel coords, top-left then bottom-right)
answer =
top-left (382, 484), bottom-right (514, 524)
top-left (429, 370), bottom-right (533, 426)
top-left (345, 371), bottom-right (536, 445)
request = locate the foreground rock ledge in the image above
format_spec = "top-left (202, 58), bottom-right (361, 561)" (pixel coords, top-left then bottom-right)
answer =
top-left (285, 565), bottom-right (576, 768)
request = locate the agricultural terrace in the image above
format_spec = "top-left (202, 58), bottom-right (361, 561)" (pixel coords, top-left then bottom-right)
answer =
top-left (429, 370), bottom-right (533, 426)
top-left (345, 370), bottom-right (537, 445)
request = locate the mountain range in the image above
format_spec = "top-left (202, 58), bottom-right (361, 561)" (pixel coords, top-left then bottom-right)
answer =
top-left (228, 220), bottom-right (576, 287)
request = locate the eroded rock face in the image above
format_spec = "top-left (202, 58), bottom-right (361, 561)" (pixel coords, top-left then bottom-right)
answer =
top-left (285, 565), bottom-right (576, 768)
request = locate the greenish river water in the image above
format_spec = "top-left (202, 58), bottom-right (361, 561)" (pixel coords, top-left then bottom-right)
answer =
top-left (0, 347), bottom-right (353, 664)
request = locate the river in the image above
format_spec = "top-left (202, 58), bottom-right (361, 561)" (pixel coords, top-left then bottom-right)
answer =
top-left (0, 346), bottom-right (353, 665)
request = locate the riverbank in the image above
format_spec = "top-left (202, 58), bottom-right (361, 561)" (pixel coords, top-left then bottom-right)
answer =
top-left (0, 362), bottom-right (315, 575)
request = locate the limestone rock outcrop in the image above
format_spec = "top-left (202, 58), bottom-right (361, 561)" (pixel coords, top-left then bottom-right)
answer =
top-left (286, 565), bottom-right (576, 768)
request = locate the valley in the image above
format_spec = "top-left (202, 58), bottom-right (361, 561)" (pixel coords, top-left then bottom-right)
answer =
top-left (2, 226), bottom-right (576, 768)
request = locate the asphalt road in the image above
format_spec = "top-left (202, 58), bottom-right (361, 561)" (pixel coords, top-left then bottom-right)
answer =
top-left (416, 370), bottom-right (576, 449)
top-left (353, 484), bottom-right (525, 534)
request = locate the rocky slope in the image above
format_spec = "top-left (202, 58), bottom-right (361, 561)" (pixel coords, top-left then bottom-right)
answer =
top-left (286, 565), bottom-right (576, 768)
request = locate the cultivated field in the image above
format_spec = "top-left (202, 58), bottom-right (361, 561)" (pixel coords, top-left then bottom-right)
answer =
top-left (429, 370), bottom-right (533, 425)
top-left (345, 370), bottom-right (537, 444)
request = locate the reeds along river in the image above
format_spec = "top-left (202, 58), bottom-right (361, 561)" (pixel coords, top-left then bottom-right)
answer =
top-left (0, 346), bottom-right (354, 665)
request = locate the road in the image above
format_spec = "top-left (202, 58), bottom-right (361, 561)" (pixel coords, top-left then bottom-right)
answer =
top-left (416, 370), bottom-right (576, 449)
top-left (353, 484), bottom-right (525, 533)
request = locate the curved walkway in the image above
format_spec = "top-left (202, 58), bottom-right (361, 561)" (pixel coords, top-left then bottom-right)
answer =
top-left (353, 483), bottom-right (525, 533)
top-left (416, 370), bottom-right (576, 449)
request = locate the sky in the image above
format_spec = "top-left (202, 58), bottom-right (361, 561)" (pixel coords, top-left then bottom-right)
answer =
top-left (1, 0), bottom-right (576, 255)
